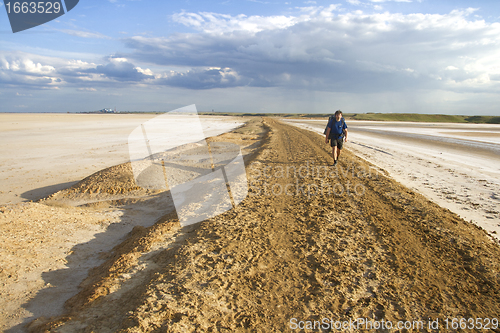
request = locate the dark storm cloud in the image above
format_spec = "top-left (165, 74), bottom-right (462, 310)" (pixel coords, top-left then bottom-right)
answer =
top-left (119, 7), bottom-right (500, 93)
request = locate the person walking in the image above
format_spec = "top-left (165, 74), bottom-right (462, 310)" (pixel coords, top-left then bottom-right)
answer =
top-left (324, 110), bottom-right (348, 166)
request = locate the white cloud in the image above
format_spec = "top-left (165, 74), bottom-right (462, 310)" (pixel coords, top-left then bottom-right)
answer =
top-left (2, 5), bottom-right (500, 112)
top-left (110, 57), bottom-right (129, 63)
top-left (0, 51), bottom-right (154, 88)
top-left (2, 57), bottom-right (55, 75)
top-left (58, 29), bottom-right (111, 39)
top-left (120, 7), bottom-right (500, 94)
top-left (0, 52), bottom-right (62, 88)
top-left (172, 12), bottom-right (303, 34)
top-left (172, 6), bottom-right (342, 35)
top-left (136, 67), bottom-right (154, 76)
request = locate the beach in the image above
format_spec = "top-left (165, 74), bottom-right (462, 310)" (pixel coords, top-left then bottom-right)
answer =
top-left (1, 114), bottom-right (500, 332)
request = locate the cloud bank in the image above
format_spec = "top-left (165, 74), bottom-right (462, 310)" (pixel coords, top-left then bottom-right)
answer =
top-left (1, 5), bottom-right (499, 111)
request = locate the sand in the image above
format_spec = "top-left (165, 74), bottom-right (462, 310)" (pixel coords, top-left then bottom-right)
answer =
top-left (1, 115), bottom-right (500, 332)
top-left (0, 113), bottom-right (246, 332)
top-left (285, 119), bottom-right (500, 241)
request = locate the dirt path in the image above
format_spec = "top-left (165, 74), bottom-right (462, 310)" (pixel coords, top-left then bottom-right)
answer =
top-left (25, 119), bottom-right (500, 332)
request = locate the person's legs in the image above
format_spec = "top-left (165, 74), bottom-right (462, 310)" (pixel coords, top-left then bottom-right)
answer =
top-left (332, 146), bottom-right (337, 160)
top-left (335, 138), bottom-right (344, 162)
top-left (330, 139), bottom-right (337, 162)
top-left (331, 138), bottom-right (344, 165)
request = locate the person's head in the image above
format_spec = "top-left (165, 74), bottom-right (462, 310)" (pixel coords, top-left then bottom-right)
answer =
top-left (335, 110), bottom-right (343, 121)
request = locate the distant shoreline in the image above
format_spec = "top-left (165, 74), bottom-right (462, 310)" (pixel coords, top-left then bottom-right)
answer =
top-left (199, 112), bottom-right (500, 124)
top-left (87, 111), bottom-right (500, 124)
top-left (2, 111), bottom-right (499, 124)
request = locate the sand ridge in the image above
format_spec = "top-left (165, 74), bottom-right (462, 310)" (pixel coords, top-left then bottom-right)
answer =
top-left (13, 118), bottom-right (500, 332)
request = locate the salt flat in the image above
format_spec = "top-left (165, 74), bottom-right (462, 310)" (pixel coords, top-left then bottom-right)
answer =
top-left (0, 113), bottom-right (243, 205)
top-left (285, 119), bottom-right (500, 240)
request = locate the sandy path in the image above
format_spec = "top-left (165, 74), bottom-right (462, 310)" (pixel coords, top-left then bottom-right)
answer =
top-left (285, 119), bottom-right (500, 241)
top-left (25, 119), bottom-right (500, 332)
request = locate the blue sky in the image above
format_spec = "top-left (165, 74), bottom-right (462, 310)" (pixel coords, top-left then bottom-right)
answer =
top-left (1, 0), bottom-right (499, 114)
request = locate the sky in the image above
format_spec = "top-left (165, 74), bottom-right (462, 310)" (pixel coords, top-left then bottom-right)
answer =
top-left (1, 0), bottom-right (499, 115)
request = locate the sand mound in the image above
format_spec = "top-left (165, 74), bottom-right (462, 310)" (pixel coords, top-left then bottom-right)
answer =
top-left (68, 163), bottom-right (142, 196)
top-left (41, 118), bottom-right (267, 209)
top-left (41, 163), bottom-right (148, 208)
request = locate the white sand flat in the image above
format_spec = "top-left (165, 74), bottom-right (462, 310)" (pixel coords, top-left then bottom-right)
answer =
top-left (0, 113), bottom-right (243, 205)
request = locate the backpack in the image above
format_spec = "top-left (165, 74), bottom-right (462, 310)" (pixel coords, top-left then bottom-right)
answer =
top-left (324, 116), bottom-right (345, 139)
top-left (323, 115), bottom-right (334, 135)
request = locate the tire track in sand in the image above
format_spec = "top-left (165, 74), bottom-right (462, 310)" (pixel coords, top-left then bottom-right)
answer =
top-left (29, 118), bottom-right (500, 332)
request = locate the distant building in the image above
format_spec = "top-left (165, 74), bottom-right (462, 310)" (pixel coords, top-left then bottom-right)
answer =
top-left (98, 108), bottom-right (118, 113)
